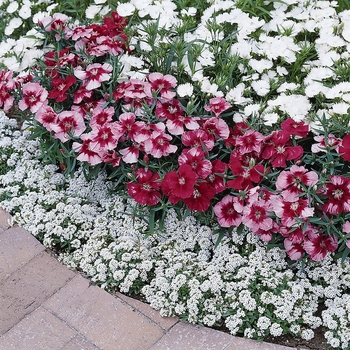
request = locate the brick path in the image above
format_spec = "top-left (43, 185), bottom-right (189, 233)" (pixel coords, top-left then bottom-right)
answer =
top-left (0, 207), bottom-right (304, 350)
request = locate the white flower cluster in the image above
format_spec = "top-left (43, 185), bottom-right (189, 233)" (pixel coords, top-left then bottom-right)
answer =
top-left (2, 0), bottom-right (350, 131)
top-left (109, 0), bottom-right (350, 131)
top-left (0, 0), bottom-right (57, 71)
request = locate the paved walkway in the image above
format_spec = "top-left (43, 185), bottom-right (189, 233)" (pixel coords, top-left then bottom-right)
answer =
top-left (0, 207), bottom-right (305, 350)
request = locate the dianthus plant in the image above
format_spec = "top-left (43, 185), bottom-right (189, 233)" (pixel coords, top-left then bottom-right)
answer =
top-left (2, 2), bottom-right (350, 263)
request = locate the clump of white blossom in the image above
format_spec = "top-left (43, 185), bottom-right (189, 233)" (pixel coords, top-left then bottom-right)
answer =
top-left (1, 110), bottom-right (350, 349)
top-left (0, 0), bottom-right (59, 71)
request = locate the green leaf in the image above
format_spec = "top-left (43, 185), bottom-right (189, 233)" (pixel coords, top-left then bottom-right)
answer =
top-left (214, 228), bottom-right (226, 249)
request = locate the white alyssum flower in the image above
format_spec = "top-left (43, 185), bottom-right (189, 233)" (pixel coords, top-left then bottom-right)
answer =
top-left (270, 323), bottom-right (283, 337)
top-left (257, 316), bottom-right (271, 330)
top-left (301, 329), bottom-right (314, 341)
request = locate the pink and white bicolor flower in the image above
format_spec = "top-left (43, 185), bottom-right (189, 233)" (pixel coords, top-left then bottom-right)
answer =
top-left (53, 110), bottom-right (86, 142)
top-left (276, 165), bottom-right (318, 202)
top-left (74, 63), bottom-right (113, 90)
top-left (18, 82), bottom-right (48, 113)
top-left (213, 195), bottom-right (243, 228)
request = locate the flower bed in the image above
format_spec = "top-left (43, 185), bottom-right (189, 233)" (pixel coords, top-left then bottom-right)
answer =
top-left (2, 0), bottom-right (350, 348)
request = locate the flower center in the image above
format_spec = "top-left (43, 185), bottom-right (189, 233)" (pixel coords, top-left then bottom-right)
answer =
top-left (142, 183), bottom-right (151, 191)
top-left (63, 122), bottom-right (73, 131)
top-left (243, 169), bottom-right (250, 178)
top-left (168, 106), bottom-right (177, 113)
top-left (29, 95), bottom-right (37, 102)
top-left (193, 189), bottom-right (201, 198)
top-left (332, 188), bottom-right (343, 200)
top-left (290, 202), bottom-right (299, 211)
top-left (90, 68), bottom-right (98, 76)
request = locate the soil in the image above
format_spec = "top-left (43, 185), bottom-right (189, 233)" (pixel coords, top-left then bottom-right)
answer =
top-left (265, 328), bottom-right (330, 350)
top-left (210, 322), bottom-right (331, 350)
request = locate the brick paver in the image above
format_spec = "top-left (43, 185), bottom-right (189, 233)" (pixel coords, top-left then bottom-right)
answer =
top-left (59, 334), bottom-right (100, 350)
top-left (0, 226), bottom-right (45, 280)
top-left (225, 337), bottom-right (298, 350)
top-left (0, 207), bottom-right (11, 232)
top-left (149, 322), bottom-right (235, 350)
top-left (0, 307), bottom-right (76, 350)
top-left (44, 275), bottom-right (164, 350)
top-left (0, 250), bottom-right (75, 334)
top-left (115, 292), bottom-right (179, 331)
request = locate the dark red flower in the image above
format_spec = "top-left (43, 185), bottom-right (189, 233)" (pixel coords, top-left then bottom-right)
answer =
top-left (261, 130), bottom-right (303, 168)
top-left (127, 168), bottom-right (161, 206)
top-left (281, 118), bottom-right (309, 138)
top-left (183, 182), bottom-right (216, 212)
top-left (339, 134), bottom-right (350, 162)
top-left (227, 156), bottom-right (265, 190)
top-left (322, 175), bottom-right (350, 214)
top-left (48, 75), bottom-right (76, 102)
top-left (206, 159), bottom-right (228, 194)
top-left (161, 164), bottom-right (197, 202)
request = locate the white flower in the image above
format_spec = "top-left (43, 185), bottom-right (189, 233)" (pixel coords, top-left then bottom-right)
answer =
top-left (270, 323), bottom-right (283, 337)
top-left (181, 7), bottom-right (196, 17)
top-left (290, 324), bottom-right (301, 335)
top-left (117, 3), bottom-right (136, 17)
top-left (263, 112), bottom-right (279, 126)
top-left (230, 41), bottom-right (252, 58)
top-left (301, 329), bottom-right (314, 341)
top-left (18, 5), bottom-right (31, 19)
top-left (267, 94), bottom-right (311, 122)
top-left (177, 83), bottom-right (194, 97)
top-left (249, 58), bottom-right (273, 73)
top-left (1, 55), bottom-right (19, 71)
top-left (200, 78), bottom-right (224, 97)
top-left (85, 5), bottom-right (101, 19)
top-left (251, 80), bottom-right (270, 96)
top-left (257, 316), bottom-right (271, 330)
top-left (277, 82), bottom-right (299, 93)
top-left (225, 83), bottom-right (251, 105)
top-left (329, 337), bottom-right (340, 348)
top-left (5, 17), bottom-right (23, 36)
top-left (244, 104), bottom-right (260, 117)
top-left (7, 1), bottom-right (19, 13)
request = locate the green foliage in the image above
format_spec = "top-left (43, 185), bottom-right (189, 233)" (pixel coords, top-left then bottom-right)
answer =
top-left (0, 146), bottom-right (16, 175)
top-left (336, 0), bottom-right (350, 13)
